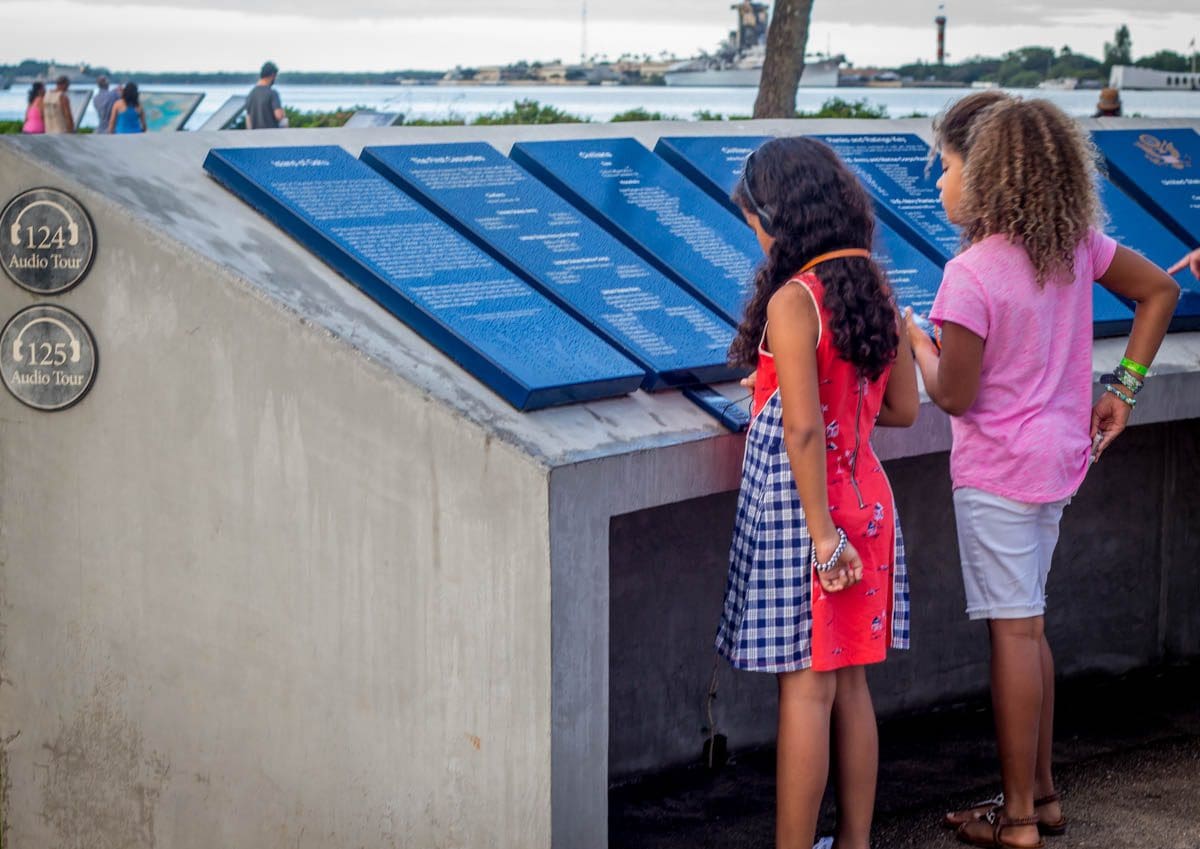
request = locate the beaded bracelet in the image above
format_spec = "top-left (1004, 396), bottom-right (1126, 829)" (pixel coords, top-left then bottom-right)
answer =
top-left (1105, 383), bottom-right (1137, 407)
top-left (1101, 367), bottom-right (1144, 395)
top-left (1117, 368), bottom-right (1143, 394)
top-left (812, 528), bottom-right (848, 573)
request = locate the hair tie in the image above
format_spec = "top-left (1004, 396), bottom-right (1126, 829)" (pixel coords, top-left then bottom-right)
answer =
top-left (799, 249), bottom-right (872, 273)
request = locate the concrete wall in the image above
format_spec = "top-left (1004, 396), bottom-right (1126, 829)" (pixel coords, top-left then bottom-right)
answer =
top-left (0, 149), bottom-right (553, 848)
top-left (606, 418), bottom-right (1200, 779)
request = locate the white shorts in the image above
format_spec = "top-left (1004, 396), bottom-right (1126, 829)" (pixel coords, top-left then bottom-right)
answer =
top-left (952, 487), bottom-right (1070, 621)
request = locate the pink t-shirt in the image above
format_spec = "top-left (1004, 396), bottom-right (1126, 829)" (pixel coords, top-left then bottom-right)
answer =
top-left (929, 229), bottom-right (1117, 503)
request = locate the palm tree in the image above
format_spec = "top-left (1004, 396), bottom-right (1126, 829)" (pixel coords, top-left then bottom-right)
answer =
top-left (753, 0), bottom-right (815, 118)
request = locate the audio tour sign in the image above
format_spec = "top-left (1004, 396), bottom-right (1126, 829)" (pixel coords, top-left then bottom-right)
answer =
top-left (1, 304), bottom-right (97, 410)
top-left (0, 188), bottom-right (95, 294)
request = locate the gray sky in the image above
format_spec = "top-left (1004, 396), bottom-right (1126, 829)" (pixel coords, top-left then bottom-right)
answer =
top-left (0, 0), bottom-right (1194, 71)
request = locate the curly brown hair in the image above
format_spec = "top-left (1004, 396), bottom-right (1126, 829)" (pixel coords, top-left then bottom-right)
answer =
top-left (727, 136), bottom-right (898, 379)
top-left (934, 94), bottom-right (1103, 286)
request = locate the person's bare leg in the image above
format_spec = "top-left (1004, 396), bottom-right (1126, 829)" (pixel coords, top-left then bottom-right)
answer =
top-left (777, 668), bottom-right (837, 849)
top-left (831, 666), bottom-right (876, 849)
top-left (961, 617), bottom-right (1043, 847)
top-left (1033, 633), bottom-right (1063, 825)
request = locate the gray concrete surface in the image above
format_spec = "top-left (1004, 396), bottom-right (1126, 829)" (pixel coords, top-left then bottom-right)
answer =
top-left (1, 118), bottom-right (1198, 849)
top-left (610, 662), bottom-right (1200, 849)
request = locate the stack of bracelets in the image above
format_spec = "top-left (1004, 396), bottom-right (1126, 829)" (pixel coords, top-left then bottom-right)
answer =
top-left (1099, 356), bottom-right (1148, 407)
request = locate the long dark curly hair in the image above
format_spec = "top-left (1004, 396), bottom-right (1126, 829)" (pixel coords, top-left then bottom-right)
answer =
top-left (728, 136), bottom-right (898, 381)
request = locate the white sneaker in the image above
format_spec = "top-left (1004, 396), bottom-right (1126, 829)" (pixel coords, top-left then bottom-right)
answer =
top-left (812, 838), bottom-right (834, 849)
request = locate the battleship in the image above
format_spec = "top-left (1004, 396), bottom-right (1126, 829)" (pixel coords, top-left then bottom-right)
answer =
top-left (664, 1), bottom-right (842, 88)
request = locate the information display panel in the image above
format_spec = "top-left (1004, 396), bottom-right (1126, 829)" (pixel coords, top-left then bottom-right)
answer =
top-left (141, 92), bottom-right (205, 132)
top-left (196, 95), bottom-right (246, 131)
top-left (812, 133), bottom-right (958, 265)
top-left (656, 134), bottom-right (944, 319)
top-left (362, 143), bottom-right (742, 390)
top-left (1095, 129), bottom-right (1200, 245)
top-left (345, 110), bottom-right (401, 128)
top-left (510, 138), bottom-right (759, 325)
top-left (1099, 179), bottom-right (1200, 331)
top-left (65, 90), bottom-right (92, 132)
top-left (814, 133), bottom-right (1135, 337)
top-left (203, 146), bottom-right (643, 410)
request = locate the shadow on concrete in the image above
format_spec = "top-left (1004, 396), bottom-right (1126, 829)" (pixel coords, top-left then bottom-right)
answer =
top-left (610, 662), bottom-right (1200, 848)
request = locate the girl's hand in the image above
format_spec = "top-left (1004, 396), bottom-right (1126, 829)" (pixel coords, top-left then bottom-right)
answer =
top-left (1167, 247), bottom-right (1200, 280)
top-left (1090, 391), bottom-right (1132, 462)
top-left (903, 308), bottom-right (935, 353)
top-left (815, 537), bottom-right (864, 593)
top-left (740, 369), bottom-right (757, 391)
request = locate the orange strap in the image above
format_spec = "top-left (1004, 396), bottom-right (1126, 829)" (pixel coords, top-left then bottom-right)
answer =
top-left (798, 248), bottom-right (872, 274)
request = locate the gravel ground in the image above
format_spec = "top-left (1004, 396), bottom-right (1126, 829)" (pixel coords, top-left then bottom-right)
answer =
top-left (610, 663), bottom-right (1200, 849)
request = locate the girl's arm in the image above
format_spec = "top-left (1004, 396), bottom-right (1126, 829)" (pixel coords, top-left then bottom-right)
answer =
top-left (769, 285), bottom-right (864, 593)
top-left (877, 309), bottom-right (919, 427)
top-left (138, 106), bottom-right (146, 132)
top-left (108, 102), bottom-right (118, 133)
top-left (1091, 245), bottom-right (1180, 458)
top-left (907, 317), bottom-right (984, 416)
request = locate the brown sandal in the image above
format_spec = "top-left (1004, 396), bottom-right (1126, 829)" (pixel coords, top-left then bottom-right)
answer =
top-left (1034, 792), bottom-right (1068, 836)
top-left (944, 792), bottom-right (1068, 836)
top-left (943, 794), bottom-right (1004, 829)
top-left (957, 809), bottom-right (1045, 849)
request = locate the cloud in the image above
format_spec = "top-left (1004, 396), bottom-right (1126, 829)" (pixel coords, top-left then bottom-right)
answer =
top-left (53, 0), bottom-right (1186, 28)
top-left (57, 0), bottom-right (727, 24)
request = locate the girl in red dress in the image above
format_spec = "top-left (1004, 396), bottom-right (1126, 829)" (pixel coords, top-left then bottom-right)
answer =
top-left (716, 136), bottom-right (918, 849)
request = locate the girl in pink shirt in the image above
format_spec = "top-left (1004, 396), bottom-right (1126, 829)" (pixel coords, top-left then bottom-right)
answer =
top-left (907, 93), bottom-right (1179, 849)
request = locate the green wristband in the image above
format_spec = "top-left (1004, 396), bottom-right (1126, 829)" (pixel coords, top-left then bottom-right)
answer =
top-left (1120, 357), bottom-right (1149, 377)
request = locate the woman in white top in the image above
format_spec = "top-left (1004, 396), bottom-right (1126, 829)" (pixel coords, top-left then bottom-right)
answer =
top-left (42, 76), bottom-right (75, 134)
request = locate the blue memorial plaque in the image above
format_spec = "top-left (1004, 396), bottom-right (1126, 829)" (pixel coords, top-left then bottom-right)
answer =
top-left (815, 133), bottom-right (1134, 337)
top-left (1099, 178), bottom-right (1200, 331)
top-left (1095, 129), bottom-right (1200, 245)
top-left (509, 138), bottom-right (759, 324)
top-left (656, 135), bottom-right (945, 319)
top-left (203, 146), bottom-right (643, 410)
top-left (361, 143), bottom-right (742, 391)
top-left (813, 133), bottom-right (959, 266)
top-left (655, 136), bottom-right (766, 216)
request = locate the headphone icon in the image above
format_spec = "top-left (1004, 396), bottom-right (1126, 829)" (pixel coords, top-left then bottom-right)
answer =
top-left (11, 317), bottom-right (82, 363)
top-left (8, 199), bottom-right (80, 246)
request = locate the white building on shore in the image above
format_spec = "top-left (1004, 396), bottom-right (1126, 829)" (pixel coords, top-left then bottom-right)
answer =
top-left (1110, 64), bottom-right (1200, 91)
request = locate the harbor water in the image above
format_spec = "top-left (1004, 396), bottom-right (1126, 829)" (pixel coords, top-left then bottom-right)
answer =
top-left (3, 83), bottom-right (1200, 128)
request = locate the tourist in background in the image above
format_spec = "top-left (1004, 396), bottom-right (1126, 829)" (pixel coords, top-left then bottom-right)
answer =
top-left (1094, 87), bottom-right (1122, 118)
top-left (92, 75), bottom-right (121, 134)
top-left (245, 61), bottom-right (287, 129)
top-left (42, 75), bottom-right (75, 134)
top-left (716, 136), bottom-right (918, 849)
top-left (109, 82), bottom-right (146, 134)
top-left (21, 82), bottom-right (45, 134)
top-left (1168, 248), bottom-right (1200, 280)
top-left (909, 92), bottom-right (1177, 849)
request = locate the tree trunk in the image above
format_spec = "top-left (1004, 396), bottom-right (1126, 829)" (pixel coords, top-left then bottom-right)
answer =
top-left (753, 0), bottom-right (814, 119)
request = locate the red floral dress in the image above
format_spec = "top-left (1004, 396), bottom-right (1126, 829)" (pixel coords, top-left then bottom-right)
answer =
top-left (718, 273), bottom-right (904, 672)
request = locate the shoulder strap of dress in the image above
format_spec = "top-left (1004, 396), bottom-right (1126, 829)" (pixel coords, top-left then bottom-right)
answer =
top-left (765, 276), bottom-right (823, 350)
